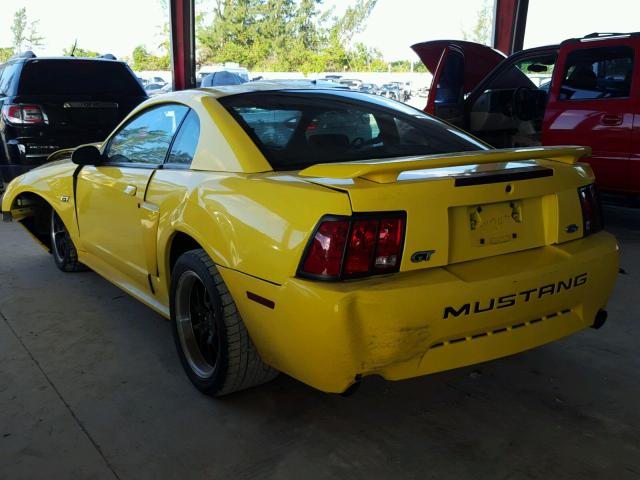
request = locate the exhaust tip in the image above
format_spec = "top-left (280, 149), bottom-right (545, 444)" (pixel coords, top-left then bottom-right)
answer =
top-left (591, 309), bottom-right (608, 329)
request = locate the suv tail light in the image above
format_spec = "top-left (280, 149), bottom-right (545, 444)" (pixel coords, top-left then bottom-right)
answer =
top-left (299, 213), bottom-right (406, 280)
top-left (1, 104), bottom-right (48, 125)
top-left (578, 183), bottom-right (603, 236)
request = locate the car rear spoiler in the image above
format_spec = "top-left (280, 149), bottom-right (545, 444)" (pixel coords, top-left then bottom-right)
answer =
top-left (298, 146), bottom-right (591, 184)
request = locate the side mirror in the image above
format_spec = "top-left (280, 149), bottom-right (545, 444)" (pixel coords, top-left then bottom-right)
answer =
top-left (71, 145), bottom-right (103, 166)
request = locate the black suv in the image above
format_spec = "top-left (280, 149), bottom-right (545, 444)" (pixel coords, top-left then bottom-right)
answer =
top-left (0, 53), bottom-right (147, 188)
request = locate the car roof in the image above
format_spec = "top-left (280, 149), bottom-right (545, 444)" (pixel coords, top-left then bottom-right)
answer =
top-left (26, 56), bottom-right (123, 62)
top-left (6, 56), bottom-right (125, 66)
top-left (196, 81), bottom-right (353, 98)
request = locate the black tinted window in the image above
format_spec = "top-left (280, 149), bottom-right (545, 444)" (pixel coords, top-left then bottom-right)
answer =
top-left (0, 62), bottom-right (20, 96)
top-left (107, 104), bottom-right (188, 165)
top-left (221, 90), bottom-right (486, 170)
top-left (435, 50), bottom-right (464, 103)
top-left (166, 110), bottom-right (200, 166)
top-left (234, 108), bottom-right (301, 148)
top-left (560, 46), bottom-right (634, 100)
top-left (18, 60), bottom-right (146, 96)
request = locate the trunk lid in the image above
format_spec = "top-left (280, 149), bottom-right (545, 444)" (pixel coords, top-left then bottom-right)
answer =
top-left (299, 146), bottom-right (590, 272)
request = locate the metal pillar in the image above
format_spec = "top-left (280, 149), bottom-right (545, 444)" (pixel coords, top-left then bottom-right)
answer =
top-left (169, 0), bottom-right (196, 90)
top-left (492, 0), bottom-right (529, 55)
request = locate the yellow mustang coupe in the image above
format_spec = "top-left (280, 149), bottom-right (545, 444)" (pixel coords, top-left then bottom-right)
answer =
top-left (1, 84), bottom-right (619, 396)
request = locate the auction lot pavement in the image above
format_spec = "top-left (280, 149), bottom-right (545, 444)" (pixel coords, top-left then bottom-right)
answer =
top-left (1, 203), bottom-right (639, 480)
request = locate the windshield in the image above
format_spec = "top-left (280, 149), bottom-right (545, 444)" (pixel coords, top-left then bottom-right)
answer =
top-left (220, 90), bottom-right (487, 170)
top-left (18, 60), bottom-right (146, 96)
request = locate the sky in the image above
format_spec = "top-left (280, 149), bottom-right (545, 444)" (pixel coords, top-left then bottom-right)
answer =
top-left (1, 0), bottom-right (639, 62)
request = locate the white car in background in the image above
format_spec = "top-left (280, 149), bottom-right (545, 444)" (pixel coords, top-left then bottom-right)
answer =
top-left (197, 64), bottom-right (250, 86)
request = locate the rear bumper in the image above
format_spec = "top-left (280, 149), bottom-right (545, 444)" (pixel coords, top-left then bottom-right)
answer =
top-left (224, 232), bottom-right (619, 393)
top-left (1, 136), bottom-right (92, 184)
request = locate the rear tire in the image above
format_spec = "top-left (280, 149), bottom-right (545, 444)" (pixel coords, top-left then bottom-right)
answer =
top-left (50, 209), bottom-right (87, 272)
top-left (170, 249), bottom-right (278, 396)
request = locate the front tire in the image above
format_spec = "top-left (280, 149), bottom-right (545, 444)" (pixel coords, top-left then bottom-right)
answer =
top-left (50, 209), bottom-right (87, 272)
top-left (170, 249), bottom-right (278, 396)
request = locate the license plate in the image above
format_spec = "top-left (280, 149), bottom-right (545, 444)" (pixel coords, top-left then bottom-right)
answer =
top-left (468, 201), bottom-right (523, 246)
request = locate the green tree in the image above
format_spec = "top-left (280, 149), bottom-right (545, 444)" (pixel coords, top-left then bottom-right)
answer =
top-left (11, 7), bottom-right (44, 53)
top-left (462, 0), bottom-right (493, 46)
top-left (132, 45), bottom-right (171, 70)
top-left (0, 47), bottom-right (15, 63)
top-left (348, 42), bottom-right (386, 72)
top-left (414, 62), bottom-right (427, 73)
top-left (63, 41), bottom-right (100, 58)
top-left (196, 0), bottom-right (380, 73)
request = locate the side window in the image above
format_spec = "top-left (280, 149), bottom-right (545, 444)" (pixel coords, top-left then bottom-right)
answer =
top-left (560, 46), bottom-right (634, 100)
top-left (106, 104), bottom-right (188, 165)
top-left (166, 110), bottom-right (200, 166)
top-left (434, 49), bottom-right (464, 104)
top-left (468, 51), bottom-right (556, 148)
top-left (0, 62), bottom-right (19, 96)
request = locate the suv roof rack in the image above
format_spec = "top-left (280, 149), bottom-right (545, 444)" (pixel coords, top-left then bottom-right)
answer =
top-left (561, 32), bottom-right (639, 46)
top-left (583, 32), bottom-right (625, 38)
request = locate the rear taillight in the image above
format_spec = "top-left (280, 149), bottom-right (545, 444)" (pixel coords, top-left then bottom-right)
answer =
top-left (299, 213), bottom-right (406, 280)
top-left (1, 104), bottom-right (47, 125)
top-left (578, 183), bottom-right (603, 236)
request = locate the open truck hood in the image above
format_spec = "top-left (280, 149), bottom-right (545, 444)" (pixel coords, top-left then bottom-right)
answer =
top-left (411, 40), bottom-right (505, 95)
top-left (411, 40), bottom-right (506, 117)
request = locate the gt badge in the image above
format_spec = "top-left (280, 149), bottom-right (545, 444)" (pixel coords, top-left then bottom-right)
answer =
top-left (411, 250), bottom-right (435, 263)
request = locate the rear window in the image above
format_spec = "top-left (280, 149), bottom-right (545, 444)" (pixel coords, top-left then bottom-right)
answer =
top-left (220, 90), bottom-right (486, 170)
top-left (560, 46), bottom-right (634, 100)
top-left (18, 60), bottom-right (146, 96)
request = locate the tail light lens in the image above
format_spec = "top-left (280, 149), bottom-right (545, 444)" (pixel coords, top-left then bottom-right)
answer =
top-left (578, 183), bottom-right (603, 236)
top-left (299, 213), bottom-right (406, 280)
top-left (301, 220), bottom-right (349, 277)
top-left (1, 104), bottom-right (47, 125)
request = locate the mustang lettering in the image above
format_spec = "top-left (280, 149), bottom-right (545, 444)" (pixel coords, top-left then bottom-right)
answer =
top-left (443, 273), bottom-right (588, 319)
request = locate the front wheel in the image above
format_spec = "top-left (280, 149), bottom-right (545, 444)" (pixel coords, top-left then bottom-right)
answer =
top-left (170, 249), bottom-right (278, 396)
top-left (50, 209), bottom-right (87, 272)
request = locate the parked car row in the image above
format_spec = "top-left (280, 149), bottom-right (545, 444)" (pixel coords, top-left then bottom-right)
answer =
top-left (317, 76), bottom-right (415, 102)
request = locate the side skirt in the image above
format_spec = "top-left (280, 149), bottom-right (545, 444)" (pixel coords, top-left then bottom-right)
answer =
top-left (78, 250), bottom-right (171, 319)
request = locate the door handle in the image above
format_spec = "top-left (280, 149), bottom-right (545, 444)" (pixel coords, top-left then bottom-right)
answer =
top-left (600, 114), bottom-right (623, 126)
top-left (123, 185), bottom-right (137, 196)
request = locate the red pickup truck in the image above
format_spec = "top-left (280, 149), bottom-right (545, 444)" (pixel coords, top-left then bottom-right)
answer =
top-left (412, 32), bottom-right (639, 194)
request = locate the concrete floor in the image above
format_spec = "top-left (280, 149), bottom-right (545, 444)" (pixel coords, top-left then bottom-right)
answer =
top-left (0, 204), bottom-right (639, 480)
